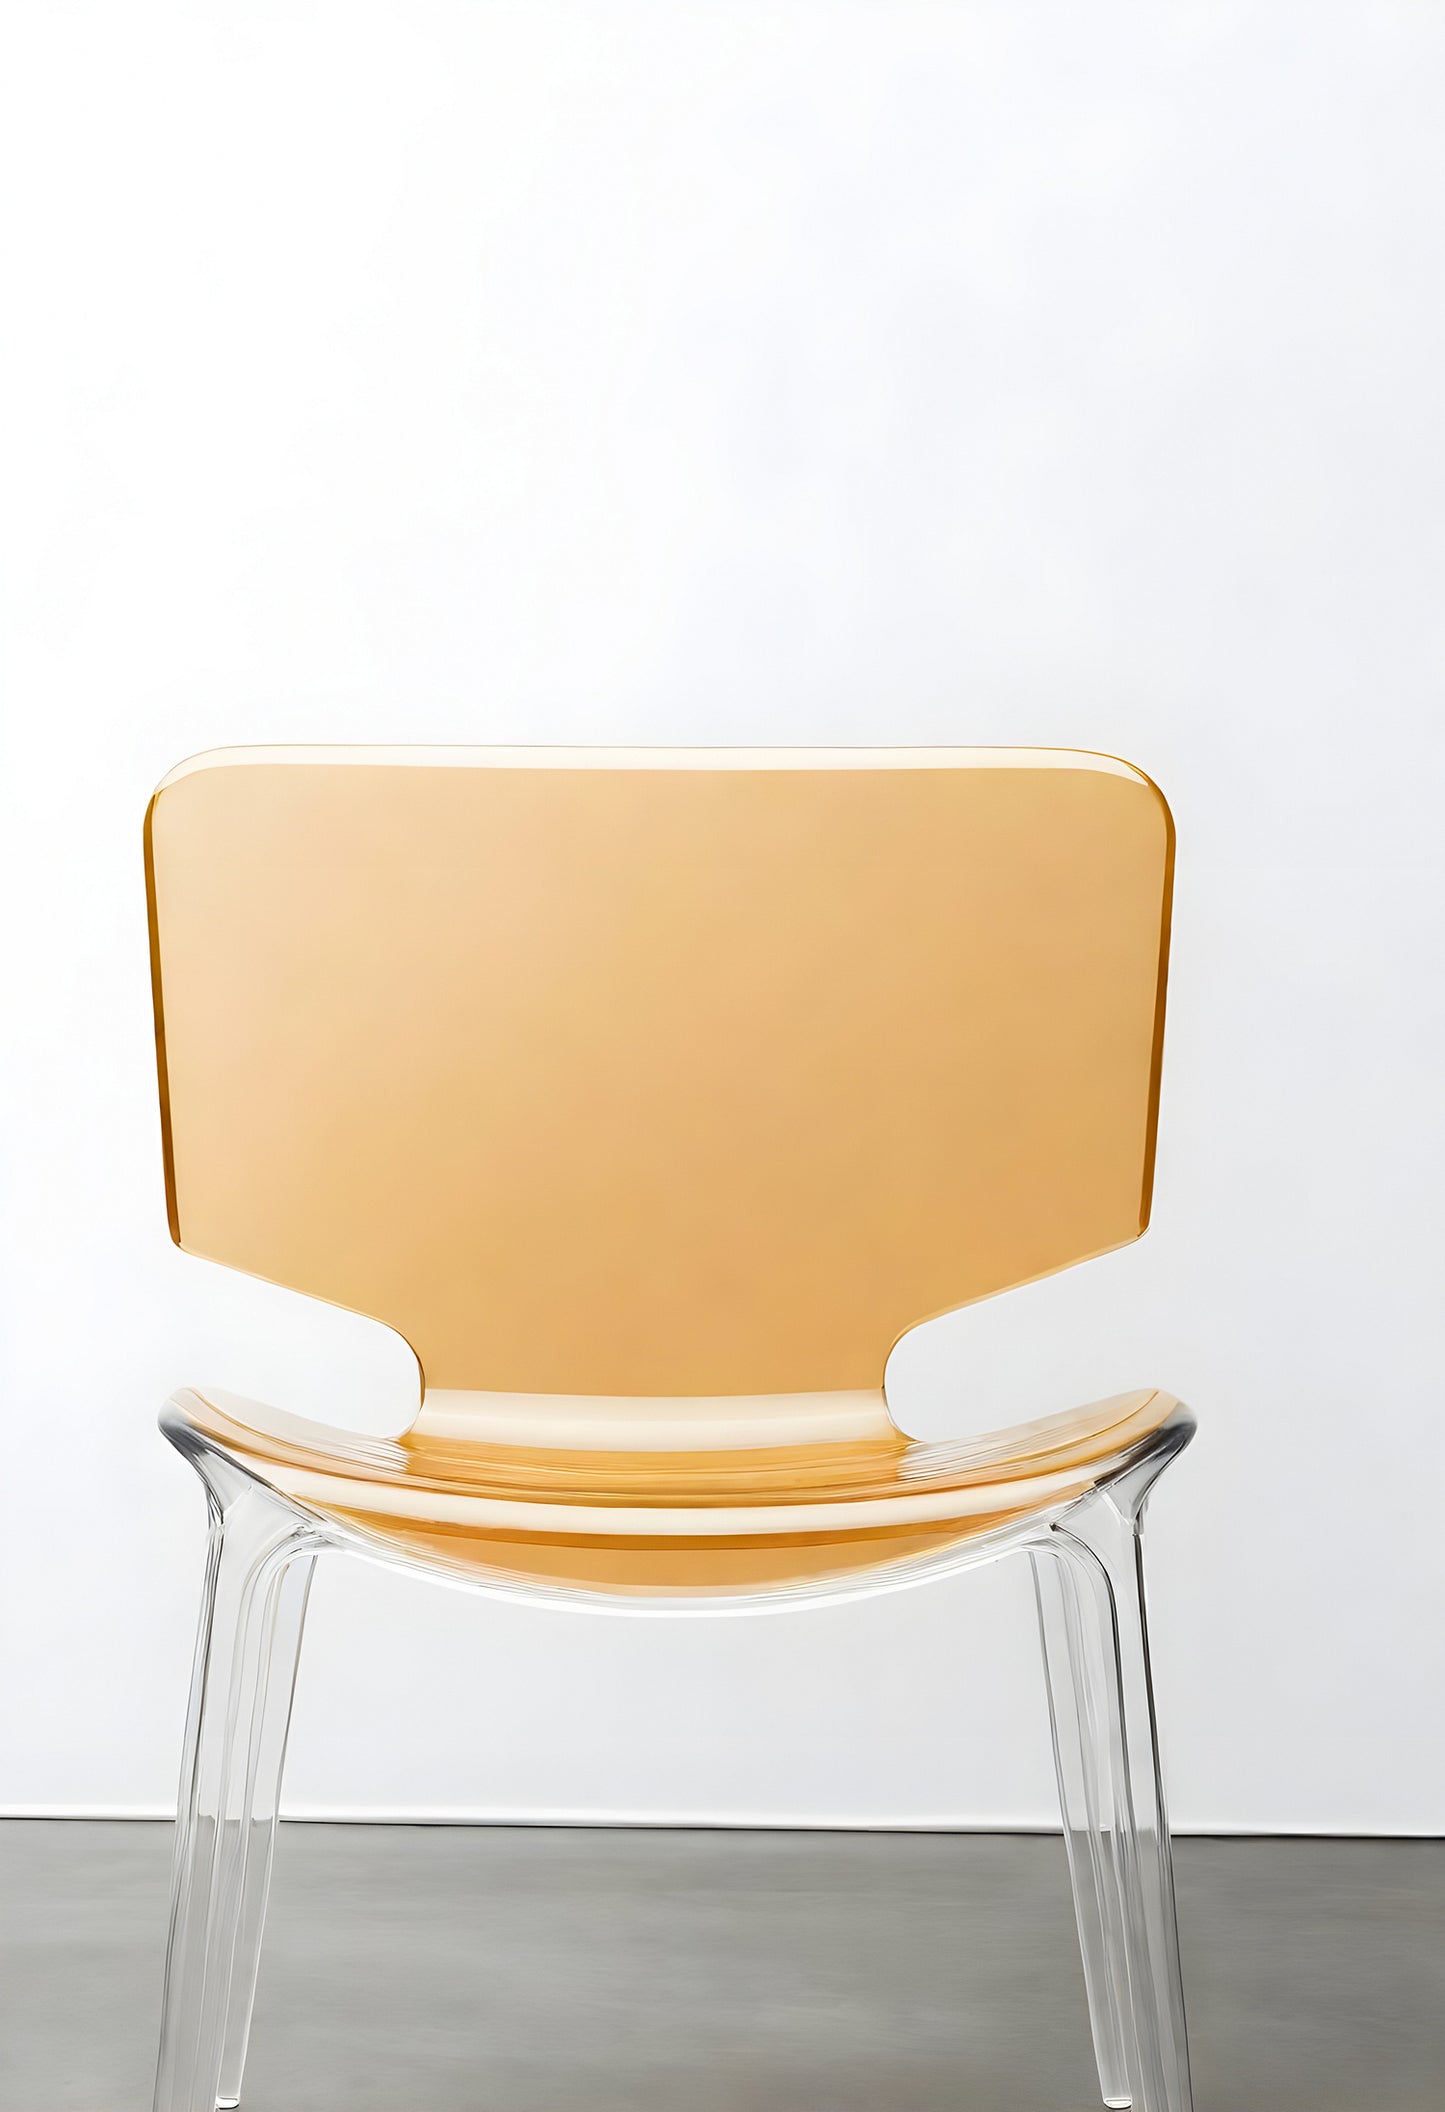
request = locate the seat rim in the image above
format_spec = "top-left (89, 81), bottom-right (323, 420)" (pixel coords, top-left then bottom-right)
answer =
top-left (160, 1387), bottom-right (1193, 1616)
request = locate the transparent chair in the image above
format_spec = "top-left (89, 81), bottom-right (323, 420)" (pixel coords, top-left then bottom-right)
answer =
top-left (144, 745), bottom-right (1192, 2112)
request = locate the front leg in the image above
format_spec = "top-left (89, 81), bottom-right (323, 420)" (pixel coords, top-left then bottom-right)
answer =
top-left (1033, 1465), bottom-right (1192, 2112)
top-left (154, 1465), bottom-right (321, 2112)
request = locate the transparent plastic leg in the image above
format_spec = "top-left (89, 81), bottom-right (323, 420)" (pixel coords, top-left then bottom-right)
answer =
top-left (1032, 1542), bottom-right (1134, 2106)
top-left (154, 1467), bottom-right (320, 2112)
top-left (1032, 1479), bottom-right (1192, 2112)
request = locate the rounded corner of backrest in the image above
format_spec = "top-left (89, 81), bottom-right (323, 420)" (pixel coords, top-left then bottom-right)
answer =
top-left (1064, 744), bottom-right (1173, 832)
top-left (151, 746), bottom-right (258, 800)
top-left (1141, 767), bottom-right (1176, 850)
top-left (1113, 756), bottom-right (1177, 890)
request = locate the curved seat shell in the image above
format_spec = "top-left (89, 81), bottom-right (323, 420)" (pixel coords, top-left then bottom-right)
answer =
top-left (166, 1384), bottom-right (1181, 1597)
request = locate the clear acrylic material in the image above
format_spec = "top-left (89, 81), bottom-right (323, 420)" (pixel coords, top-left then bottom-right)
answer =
top-left (153, 1445), bottom-right (322, 2112)
top-left (144, 747), bottom-right (1193, 2112)
top-left (1031, 1426), bottom-right (1194, 2112)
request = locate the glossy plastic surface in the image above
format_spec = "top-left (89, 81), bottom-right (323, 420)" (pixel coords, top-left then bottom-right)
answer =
top-left (145, 747), bottom-right (1192, 2112)
top-left (164, 1381), bottom-right (1179, 1600)
top-left (147, 746), bottom-right (1172, 1400)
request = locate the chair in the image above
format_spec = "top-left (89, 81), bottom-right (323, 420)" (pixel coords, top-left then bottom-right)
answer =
top-left (144, 745), bottom-right (1193, 2112)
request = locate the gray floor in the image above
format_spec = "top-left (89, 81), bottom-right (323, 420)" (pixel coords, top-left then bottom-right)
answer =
top-left (1, 1824), bottom-right (1440, 2111)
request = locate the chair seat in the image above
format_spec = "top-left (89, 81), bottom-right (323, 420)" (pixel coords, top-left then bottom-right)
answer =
top-left (166, 1384), bottom-right (1180, 1599)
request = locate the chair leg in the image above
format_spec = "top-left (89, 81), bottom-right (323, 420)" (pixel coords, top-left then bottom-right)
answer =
top-left (1032, 1542), bottom-right (1134, 2107)
top-left (154, 1472), bottom-right (320, 2112)
top-left (1032, 1487), bottom-right (1193, 2112)
top-left (214, 1541), bottom-right (314, 2110)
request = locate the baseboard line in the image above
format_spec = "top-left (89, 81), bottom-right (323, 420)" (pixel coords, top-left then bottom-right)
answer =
top-left (1, 1805), bottom-right (1438, 1838)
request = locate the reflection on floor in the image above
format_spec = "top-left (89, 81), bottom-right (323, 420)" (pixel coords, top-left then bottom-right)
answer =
top-left (1, 1822), bottom-right (1440, 2111)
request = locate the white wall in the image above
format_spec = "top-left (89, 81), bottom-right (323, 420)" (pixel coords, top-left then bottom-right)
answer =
top-left (2, 2), bottom-right (1442, 1833)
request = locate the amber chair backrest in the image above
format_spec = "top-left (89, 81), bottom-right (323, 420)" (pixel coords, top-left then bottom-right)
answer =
top-left (145, 749), bottom-right (1172, 1401)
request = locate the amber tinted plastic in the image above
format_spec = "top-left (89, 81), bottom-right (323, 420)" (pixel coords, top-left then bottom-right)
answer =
top-left (164, 1381), bottom-right (1179, 1596)
top-left (146, 748), bottom-right (1172, 1403)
